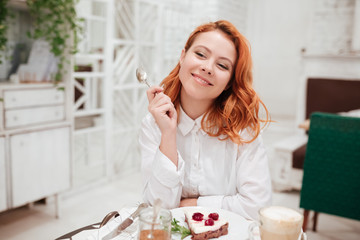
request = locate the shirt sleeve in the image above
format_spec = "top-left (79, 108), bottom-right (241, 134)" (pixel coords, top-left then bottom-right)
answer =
top-left (198, 134), bottom-right (272, 220)
top-left (139, 114), bottom-right (185, 209)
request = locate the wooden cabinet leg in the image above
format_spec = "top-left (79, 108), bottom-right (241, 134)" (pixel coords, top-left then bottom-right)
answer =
top-left (55, 194), bottom-right (60, 219)
top-left (303, 209), bottom-right (310, 232)
top-left (313, 211), bottom-right (319, 232)
top-left (27, 202), bottom-right (34, 210)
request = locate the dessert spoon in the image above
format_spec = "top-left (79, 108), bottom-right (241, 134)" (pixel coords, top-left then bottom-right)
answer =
top-left (136, 67), bottom-right (151, 88)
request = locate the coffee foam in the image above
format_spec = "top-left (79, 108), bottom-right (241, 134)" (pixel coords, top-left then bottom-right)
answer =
top-left (260, 206), bottom-right (303, 234)
top-left (261, 206), bottom-right (302, 222)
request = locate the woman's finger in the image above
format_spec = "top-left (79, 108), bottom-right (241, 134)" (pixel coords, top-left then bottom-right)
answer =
top-left (152, 103), bottom-right (177, 122)
top-left (146, 86), bottom-right (163, 102)
top-left (149, 98), bottom-right (173, 114)
top-left (152, 92), bottom-right (172, 106)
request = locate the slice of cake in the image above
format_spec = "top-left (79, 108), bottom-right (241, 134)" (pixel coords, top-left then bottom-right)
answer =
top-left (183, 208), bottom-right (229, 240)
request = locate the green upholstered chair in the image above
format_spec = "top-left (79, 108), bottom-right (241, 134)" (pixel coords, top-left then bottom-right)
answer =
top-left (299, 112), bottom-right (360, 232)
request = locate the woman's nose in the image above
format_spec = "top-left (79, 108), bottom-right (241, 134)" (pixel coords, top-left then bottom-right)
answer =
top-left (201, 64), bottom-right (213, 75)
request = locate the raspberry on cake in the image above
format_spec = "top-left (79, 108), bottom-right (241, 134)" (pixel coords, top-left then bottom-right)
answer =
top-left (183, 208), bottom-right (229, 240)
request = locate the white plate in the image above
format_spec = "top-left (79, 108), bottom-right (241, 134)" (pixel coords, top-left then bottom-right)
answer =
top-left (170, 207), bottom-right (252, 240)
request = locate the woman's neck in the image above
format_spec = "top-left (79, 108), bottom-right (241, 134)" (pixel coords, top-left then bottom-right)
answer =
top-left (180, 93), bottom-right (213, 120)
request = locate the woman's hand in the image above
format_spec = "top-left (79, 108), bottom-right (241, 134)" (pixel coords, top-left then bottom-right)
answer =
top-left (180, 198), bottom-right (198, 207)
top-left (147, 86), bottom-right (177, 134)
top-left (147, 86), bottom-right (178, 166)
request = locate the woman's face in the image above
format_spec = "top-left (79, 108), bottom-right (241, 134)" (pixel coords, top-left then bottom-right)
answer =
top-left (179, 30), bottom-right (236, 106)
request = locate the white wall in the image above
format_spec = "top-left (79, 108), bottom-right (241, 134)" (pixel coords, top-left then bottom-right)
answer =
top-left (247, 0), bottom-right (358, 127)
top-left (247, 0), bottom-right (312, 123)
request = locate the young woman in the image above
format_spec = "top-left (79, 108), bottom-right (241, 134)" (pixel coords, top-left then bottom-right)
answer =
top-left (139, 20), bottom-right (271, 220)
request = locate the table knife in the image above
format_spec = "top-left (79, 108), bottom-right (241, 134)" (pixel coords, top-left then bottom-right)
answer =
top-left (102, 203), bottom-right (148, 240)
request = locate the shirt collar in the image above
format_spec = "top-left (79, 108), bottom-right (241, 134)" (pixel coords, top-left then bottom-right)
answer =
top-left (178, 106), bottom-right (206, 136)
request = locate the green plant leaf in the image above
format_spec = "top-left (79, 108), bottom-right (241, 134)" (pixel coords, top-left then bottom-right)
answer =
top-left (0, 0), bottom-right (9, 63)
top-left (26, 0), bottom-right (83, 83)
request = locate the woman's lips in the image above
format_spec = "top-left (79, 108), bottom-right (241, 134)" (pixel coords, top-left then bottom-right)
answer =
top-left (192, 73), bottom-right (213, 86)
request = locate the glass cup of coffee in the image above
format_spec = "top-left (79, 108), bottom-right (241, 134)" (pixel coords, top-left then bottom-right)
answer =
top-left (138, 207), bottom-right (172, 240)
top-left (248, 206), bottom-right (307, 240)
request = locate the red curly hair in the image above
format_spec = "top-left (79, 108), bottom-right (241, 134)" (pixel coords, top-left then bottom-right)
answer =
top-left (161, 20), bottom-right (270, 144)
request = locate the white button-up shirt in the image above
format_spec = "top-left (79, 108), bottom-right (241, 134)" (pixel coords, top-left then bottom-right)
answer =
top-left (139, 107), bottom-right (272, 220)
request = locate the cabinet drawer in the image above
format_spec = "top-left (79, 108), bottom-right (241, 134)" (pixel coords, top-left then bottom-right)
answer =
top-left (3, 88), bottom-right (64, 109)
top-left (5, 106), bottom-right (65, 129)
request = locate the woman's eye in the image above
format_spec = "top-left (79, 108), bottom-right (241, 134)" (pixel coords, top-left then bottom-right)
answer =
top-left (218, 63), bottom-right (229, 70)
top-left (195, 52), bottom-right (205, 58)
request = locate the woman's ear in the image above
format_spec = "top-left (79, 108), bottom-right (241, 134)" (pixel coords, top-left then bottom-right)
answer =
top-left (179, 49), bottom-right (186, 65)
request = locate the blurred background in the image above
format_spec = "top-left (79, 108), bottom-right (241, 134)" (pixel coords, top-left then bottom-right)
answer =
top-left (0, 0), bottom-right (359, 239)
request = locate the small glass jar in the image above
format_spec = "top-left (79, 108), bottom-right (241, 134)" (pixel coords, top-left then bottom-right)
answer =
top-left (138, 207), bottom-right (172, 240)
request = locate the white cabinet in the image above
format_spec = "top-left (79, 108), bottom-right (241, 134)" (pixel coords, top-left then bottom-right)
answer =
top-left (0, 83), bottom-right (71, 215)
top-left (2, 0), bottom-right (73, 216)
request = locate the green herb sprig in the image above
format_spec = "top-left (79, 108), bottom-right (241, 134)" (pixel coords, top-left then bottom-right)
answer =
top-left (171, 218), bottom-right (191, 239)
